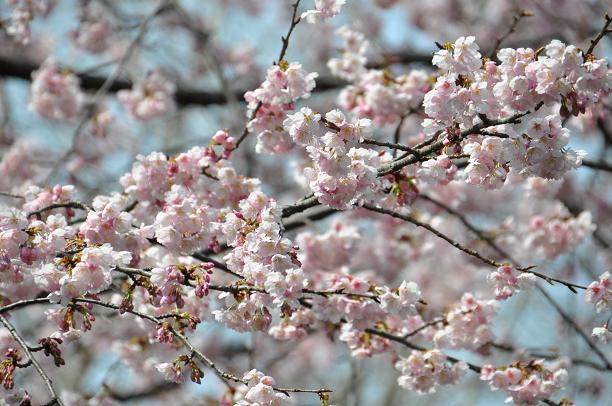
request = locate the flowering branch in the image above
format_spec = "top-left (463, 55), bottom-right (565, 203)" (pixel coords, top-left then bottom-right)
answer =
top-left (584, 13), bottom-right (611, 56)
top-left (73, 297), bottom-right (332, 398)
top-left (234, 0), bottom-right (303, 149)
top-left (0, 314), bottom-right (65, 406)
top-left (417, 195), bottom-right (588, 292)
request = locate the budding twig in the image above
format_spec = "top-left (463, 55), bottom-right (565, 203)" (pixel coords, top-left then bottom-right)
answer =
top-left (0, 314), bottom-right (65, 406)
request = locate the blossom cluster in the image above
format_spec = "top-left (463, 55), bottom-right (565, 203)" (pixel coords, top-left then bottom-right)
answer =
top-left (234, 369), bottom-right (287, 405)
top-left (285, 108), bottom-right (386, 209)
top-left (487, 265), bottom-right (536, 300)
top-left (301, 0), bottom-right (346, 24)
top-left (424, 37), bottom-right (610, 187)
top-left (480, 360), bottom-right (569, 404)
top-left (432, 293), bottom-right (499, 350)
top-left (245, 62), bottom-right (318, 153)
top-left (29, 59), bottom-right (84, 121)
top-left (330, 26), bottom-right (431, 124)
top-left (585, 271), bottom-right (611, 314)
top-left (395, 349), bottom-right (468, 394)
top-left (118, 71), bottom-right (176, 121)
top-left (69, 1), bottom-right (114, 53)
top-left (5, 0), bottom-right (53, 44)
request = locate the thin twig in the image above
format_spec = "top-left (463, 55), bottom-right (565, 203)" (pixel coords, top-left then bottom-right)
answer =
top-left (0, 314), bottom-right (65, 406)
top-left (418, 195), bottom-right (588, 292)
top-left (487, 10), bottom-right (533, 59)
top-left (585, 13), bottom-right (612, 56)
top-left (234, 0), bottom-right (302, 149)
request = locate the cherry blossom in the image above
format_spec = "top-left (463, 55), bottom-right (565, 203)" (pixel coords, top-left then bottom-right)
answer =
top-left (395, 349), bottom-right (468, 394)
top-left (480, 360), bottom-right (569, 404)
top-left (29, 59), bottom-right (83, 121)
top-left (117, 71), bottom-right (176, 121)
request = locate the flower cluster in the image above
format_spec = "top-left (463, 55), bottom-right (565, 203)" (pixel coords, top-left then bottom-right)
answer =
top-left (29, 59), bottom-right (84, 121)
top-left (301, 0), bottom-right (346, 24)
top-left (215, 191), bottom-right (305, 330)
top-left (330, 27), bottom-right (430, 124)
top-left (585, 271), bottom-right (611, 314)
top-left (432, 293), bottom-right (499, 350)
top-left (70, 1), bottom-right (113, 53)
top-left (43, 244), bottom-right (131, 299)
top-left (150, 263), bottom-right (213, 308)
top-left (592, 325), bottom-right (612, 344)
top-left (155, 354), bottom-right (204, 384)
top-left (395, 349), bottom-right (468, 394)
top-left (153, 185), bottom-right (214, 254)
top-left (245, 62), bottom-right (318, 153)
top-left (487, 265), bottom-right (536, 300)
top-left (235, 369), bottom-right (287, 405)
top-left (480, 360), bottom-right (568, 404)
top-left (327, 26), bottom-right (369, 81)
top-left (423, 36), bottom-right (611, 188)
top-left (285, 108), bottom-right (384, 209)
top-left (118, 71), bottom-right (176, 121)
top-left (5, 0), bottom-right (53, 44)
top-left (418, 154), bottom-right (458, 186)
top-left (523, 207), bottom-right (595, 259)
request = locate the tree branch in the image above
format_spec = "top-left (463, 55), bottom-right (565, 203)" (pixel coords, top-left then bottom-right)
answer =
top-left (0, 314), bottom-right (65, 406)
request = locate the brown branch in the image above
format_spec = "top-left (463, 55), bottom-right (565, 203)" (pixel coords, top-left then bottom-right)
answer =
top-left (490, 342), bottom-right (611, 372)
top-left (74, 298), bottom-right (331, 397)
top-left (585, 13), bottom-right (612, 56)
top-left (234, 0), bottom-right (303, 149)
top-left (487, 10), bottom-right (533, 59)
top-left (281, 195), bottom-right (320, 218)
top-left (0, 314), bottom-right (65, 406)
top-left (27, 201), bottom-right (93, 218)
top-left (418, 194), bottom-right (588, 293)
top-left (411, 197), bottom-right (611, 370)
top-left (581, 159), bottom-right (612, 173)
top-left (377, 104), bottom-right (543, 177)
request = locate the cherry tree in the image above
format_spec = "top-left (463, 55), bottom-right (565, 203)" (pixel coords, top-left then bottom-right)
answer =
top-left (0, 0), bottom-right (611, 405)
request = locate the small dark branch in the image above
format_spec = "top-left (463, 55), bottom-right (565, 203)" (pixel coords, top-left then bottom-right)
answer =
top-left (417, 194), bottom-right (611, 368)
top-left (190, 253), bottom-right (243, 278)
top-left (490, 342), bottom-right (612, 372)
top-left (27, 201), bottom-right (93, 218)
top-left (365, 328), bottom-right (482, 373)
top-left (585, 13), bottom-right (612, 56)
top-left (234, 102), bottom-right (261, 148)
top-left (361, 138), bottom-right (420, 155)
top-left (581, 159), bottom-right (612, 173)
top-left (362, 203), bottom-right (505, 268)
top-left (277, 0), bottom-right (303, 64)
top-left (302, 288), bottom-right (380, 302)
top-left (392, 112), bottom-right (413, 158)
top-left (418, 195), bottom-right (587, 292)
top-left (378, 105), bottom-right (542, 177)
top-left (281, 195), bottom-right (321, 218)
top-left (107, 382), bottom-right (179, 401)
top-left (234, 0), bottom-right (302, 150)
top-left (76, 298), bottom-right (331, 397)
top-left (0, 191), bottom-right (24, 199)
top-left (146, 236), bottom-right (242, 278)
top-left (402, 317), bottom-right (446, 339)
top-left (283, 208), bottom-right (339, 232)
top-left (597, 117), bottom-right (612, 146)
top-left (478, 130), bottom-right (510, 138)
top-left (487, 10), bottom-right (533, 59)
top-left (0, 314), bottom-right (65, 406)
top-left (535, 285), bottom-right (612, 370)
top-left (0, 298), bottom-right (52, 314)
